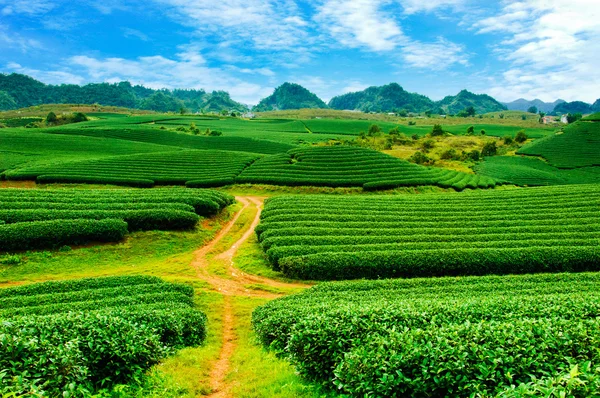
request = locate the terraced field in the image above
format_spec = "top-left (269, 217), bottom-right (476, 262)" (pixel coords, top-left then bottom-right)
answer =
top-left (48, 125), bottom-right (297, 154)
top-left (518, 120), bottom-right (600, 168)
top-left (0, 188), bottom-right (233, 250)
top-left (238, 146), bottom-right (496, 191)
top-left (4, 149), bottom-right (259, 187)
top-left (253, 272), bottom-right (600, 396)
top-left (475, 156), bottom-right (600, 186)
top-left (256, 184), bottom-right (600, 279)
top-left (0, 275), bottom-right (207, 396)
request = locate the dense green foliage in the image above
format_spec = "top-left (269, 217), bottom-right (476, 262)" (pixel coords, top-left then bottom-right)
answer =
top-left (0, 73), bottom-right (247, 113)
top-left (552, 100), bottom-right (593, 115)
top-left (475, 156), bottom-right (600, 186)
top-left (437, 89), bottom-right (507, 115)
top-left (5, 149), bottom-right (259, 187)
top-left (46, 124), bottom-right (296, 154)
top-left (0, 275), bottom-right (207, 396)
top-left (0, 188), bottom-right (232, 250)
top-left (253, 272), bottom-right (600, 396)
top-left (518, 120), bottom-right (600, 168)
top-left (256, 185), bottom-right (600, 279)
top-left (253, 83), bottom-right (328, 112)
top-left (328, 83), bottom-right (434, 113)
top-left (237, 146), bottom-right (495, 191)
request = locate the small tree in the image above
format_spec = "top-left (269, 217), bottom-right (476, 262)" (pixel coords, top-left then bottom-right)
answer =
top-left (566, 113), bottom-right (582, 124)
top-left (515, 130), bottom-right (528, 143)
top-left (368, 124), bottom-right (381, 136)
top-left (179, 107), bottom-right (188, 115)
top-left (409, 151), bottom-right (430, 165)
top-left (46, 111), bottom-right (58, 124)
top-left (466, 126), bottom-right (475, 135)
top-left (468, 150), bottom-right (480, 161)
top-left (521, 114), bottom-right (527, 120)
top-left (503, 135), bottom-right (513, 145)
top-left (431, 124), bottom-right (444, 137)
top-left (527, 106), bottom-right (538, 114)
top-left (480, 129), bottom-right (486, 135)
top-left (72, 112), bottom-right (88, 123)
top-left (499, 113), bottom-right (505, 119)
top-left (421, 139), bottom-right (435, 152)
top-left (398, 109), bottom-right (408, 117)
top-left (221, 109), bottom-right (229, 116)
top-left (481, 141), bottom-right (497, 157)
top-left (440, 149), bottom-right (458, 160)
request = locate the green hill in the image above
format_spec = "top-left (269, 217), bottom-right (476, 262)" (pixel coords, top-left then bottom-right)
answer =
top-left (552, 101), bottom-right (592, 115)
top-left (253, 83), bottom-right (328, 112)
top-left (502, 98), bottom-right (564, 113)
top-left (328, 83), bottom-right (434, 113)
top-left (437, 89), bottom-right (507, 115)
top-left (0, 73), bottom-right (248, 113)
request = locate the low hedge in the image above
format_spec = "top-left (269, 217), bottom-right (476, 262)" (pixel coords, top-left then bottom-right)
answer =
top-left (36, 175), bottom-right (155, 188)
top-left (335, 318), bottom-right (600, 397)
top-left (0, 209), bottom-right (200, 231)
top-left (0, 219), bottom-right (128, 251)
top-left (279, 246), bottom-right (600, 280)
top-left (186, 177), bottom-right (235, 188)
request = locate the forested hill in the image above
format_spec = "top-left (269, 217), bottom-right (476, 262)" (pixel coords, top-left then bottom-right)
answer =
top-left (437, 90), bottom-right (507, 115)
top-left (0, 73), bottom-right (248, 113)
top-left (328, 84), bottom-right (506, 114)
top-left (252, 83), bottom-right (328, 112)
top-left (502, 98), bottom-right (565, 113)
top-left (328, 83), bottom-right (434, 113)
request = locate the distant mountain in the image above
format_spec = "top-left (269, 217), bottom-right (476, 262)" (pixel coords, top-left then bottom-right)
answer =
top-left (552, 101), bottom-right (592, 115)
top-left (437, 90), bottom-right (507, 115)
top-left (503, 98), bottom-right (565, 113)
top-left (252, 83), bottom-right (328, 112)
top-left (0, 73), bottom-right (248, 113)
top-left (328, 83), bottom-right (434, 113)
top-left (591, 99), bottom-right (600, 112)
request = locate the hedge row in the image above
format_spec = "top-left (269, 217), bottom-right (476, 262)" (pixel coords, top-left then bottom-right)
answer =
top-left (252, 272), bottom-right (600, 396)
top-left (0, 209), bottom-right (200, 231)
top-left (0, 219), bottom-right (128, 251)
top-left (237, 146), bottom-right (497, 191)
top-left (0, 276), bottom-right (207, 396)
top-left (258, 186), bottom-right (600, 279)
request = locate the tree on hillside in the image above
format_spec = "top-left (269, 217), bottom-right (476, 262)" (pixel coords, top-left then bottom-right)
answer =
top-left (0, 90), bottom-right (17, 111)
top-left (368, 124), bottom-right (381, 136)
top-left (566, 113), bottom-right (583, 124)
top-left (457, 106), bottom-right (476, 117)
top-left (527, 106), bottom-right (538, 114)
top-left (481, 141), bottom-right (497, 157)
top-left (515, 131), bottom-right (528, 143)
top-left (466, 126), bottom-right (475, 136)
top-left (431, 124), bottom-right (444, 137)
top-left (46, 111), bottom-right (58, 124)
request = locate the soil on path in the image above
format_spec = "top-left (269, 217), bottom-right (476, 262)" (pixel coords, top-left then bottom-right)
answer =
top-left (191, 196), bottom-right (311, 397)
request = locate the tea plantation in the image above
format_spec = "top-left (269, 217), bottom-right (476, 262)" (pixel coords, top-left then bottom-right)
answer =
top-left (0, 275), bottom-right (207, 396)
top-left (253, 272), bottom-right (600, 396)
top-left (0, 188), bottom-right (233, 250)
top-left (238, 146), bottom-right (497, 190)
top-left (257, 184), bottom-right (600, 279)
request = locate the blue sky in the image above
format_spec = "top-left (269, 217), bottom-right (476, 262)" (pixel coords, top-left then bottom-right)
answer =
top-left (1, 0), bottom-right (599, 105)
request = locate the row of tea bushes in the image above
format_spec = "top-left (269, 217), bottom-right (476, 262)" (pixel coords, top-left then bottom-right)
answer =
top-left (257, 185), bottom-right (600, 279)
top-left (253, 272), bottom-right (600, 396)
top-left (0, 276), bottom-right (207, 396)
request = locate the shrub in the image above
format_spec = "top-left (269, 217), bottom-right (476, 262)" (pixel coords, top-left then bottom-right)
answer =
top-left (466, 126), bottom-right (474, 135)
top-left (440, 149), bottom-right (459, 160)
top-left (515, 130), bottom-right (528, 143)
top-left (409, 151), bottom-right (430, 165)
top-left (482, 141), bottom-right (497, 157)
top-left (503, 135), bottom-right (514, 145)
top-left (431, 124), bottom-right (444, 136)
top-left (421, 139), bottom-right (435, 152)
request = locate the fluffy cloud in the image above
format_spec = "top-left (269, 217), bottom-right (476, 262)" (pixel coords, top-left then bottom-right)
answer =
top-left (0, 0), bottom-right (55, 15)
top-left (397, 0), bottom-right (466, 14)
top-left (475, 0), bottom-right (600, 102)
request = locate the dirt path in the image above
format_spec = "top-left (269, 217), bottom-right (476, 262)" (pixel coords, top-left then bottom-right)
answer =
top-left (191, 196), bottom-right (311, 397)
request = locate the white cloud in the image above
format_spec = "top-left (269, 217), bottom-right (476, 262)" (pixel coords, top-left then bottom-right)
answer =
top-left (122, 28), bottom-right (149, 41)
top-left (401, 38), bottom-right (469, 69)
top-left (6, 62), bottom-right (87, 85)
top-left (398, 0), bottom-right (465, 14)
top-left (0, 0), bottom-right (55, 15)
top-left (342, 81), bottom-right (369, 94)
top-left (0, 26), bottom-right (43, 52)
top-left (315, 0), bottom-right (405, 51)
top-left (475, 0), bottom-right (600, 102)
top-left (152, 0), bottom-right (310, 51)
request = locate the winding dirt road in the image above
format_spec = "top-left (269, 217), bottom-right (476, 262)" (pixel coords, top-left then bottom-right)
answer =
top-left (190, 196), bottom-right (311, 397)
